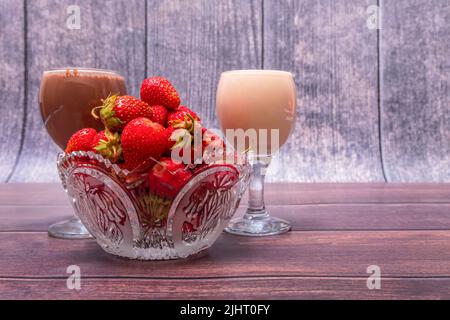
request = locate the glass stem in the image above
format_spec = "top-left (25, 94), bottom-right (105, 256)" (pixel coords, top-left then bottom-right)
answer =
top-left (246, 154), bottom-right (271, 219)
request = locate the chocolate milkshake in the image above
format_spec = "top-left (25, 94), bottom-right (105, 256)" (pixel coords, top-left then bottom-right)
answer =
top-left (39, 68), bottom-right (127, 149)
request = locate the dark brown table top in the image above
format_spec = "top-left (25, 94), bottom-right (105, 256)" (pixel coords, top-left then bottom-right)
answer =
top-left (1, 183), bottom-right (450, 299)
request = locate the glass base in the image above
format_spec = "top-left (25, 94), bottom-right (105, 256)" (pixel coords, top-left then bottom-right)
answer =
top-left (225, 212), bottom-right (291, 236)
top-left (48, 217), bottom-right (92, 239)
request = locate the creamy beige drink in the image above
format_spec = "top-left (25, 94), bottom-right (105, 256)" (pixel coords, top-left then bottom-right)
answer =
top-left (216, 70), bottom-right (296, 154)
top-left (216, 69), bottom-right (297, 236)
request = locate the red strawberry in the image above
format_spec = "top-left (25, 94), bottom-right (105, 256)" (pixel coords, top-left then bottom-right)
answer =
top-left (93, 95), bottom-right (152, 132)
top-left (121, 117), bottom-right (167, 170)
top-left (91, 130), bottom-right (122, 163)
top-left (149, 105), bottom-right (168, 126)
top-left (182, 222), bottom-right (196, 233)
top-left (148, 158), bottom-right (192, 199)
top-left (202, 128), bottom-right (224, 150)
top-left (164, 126), bottom-right (176, 151)
top-left (167, 105), bottom-right (200, 128)
top-left (170, 146), bottom-right (200, 165)
top-left (201, 128), bottom-right (230, 165)
top-left (166, 127), bottom-right (204, 164)
top-left (140, 77), bottom-right (180, 110)
top-left (65, 128), bottom-right (97, 153)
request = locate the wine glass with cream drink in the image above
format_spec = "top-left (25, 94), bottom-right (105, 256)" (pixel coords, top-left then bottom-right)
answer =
top-left (216, 70), bottom-right (297, 236)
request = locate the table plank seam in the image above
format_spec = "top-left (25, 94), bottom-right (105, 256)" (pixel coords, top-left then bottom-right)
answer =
top-left (2, 275), bottom-right (450, 280)
top-left (3, 201), bottom-right (450, 207)
top-left (2, 229), bottom-right (450, 234)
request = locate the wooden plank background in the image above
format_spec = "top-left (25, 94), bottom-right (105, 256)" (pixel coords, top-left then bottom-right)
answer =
top-left (0, 0), bottom-right (25, 182)
top-left (265, 0), bottom-right (383, 181)
top-left (0, 0), bottom-right (449, 183)
top-left (381, 0), bottom-right (450, 182)
top-left (7, 0), bottom-right (146, 182)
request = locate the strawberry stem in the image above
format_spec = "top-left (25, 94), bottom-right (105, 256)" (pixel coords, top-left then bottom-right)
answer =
top-left (91, 106), bottom-right (103, 120)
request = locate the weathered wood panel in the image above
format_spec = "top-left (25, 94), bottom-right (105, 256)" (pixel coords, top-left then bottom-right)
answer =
top-left (146, 0), bottom-right (262, 129)
top-left (8, 0), bottom-right (146, 182)
top-left (0, 206), bottom-right (72, 232)
top-left (2, 183), bottom-right (450, 299)
top-left (2, 183), bottom-right (450, 206)
top-left (1, 0), bottom-right (450, 183)
top-left (0, 0), bottom-right (24, 182)
top-left (2, 277), bottom-right (450, 300)
top-left (3, 203), bottom-right (450, 232)
top-left (264, 0), bottom-right (384, 182)
top-left (1, 231), bottom-right (450, 278)
top-left (381, 0), bottom-right (450, 182)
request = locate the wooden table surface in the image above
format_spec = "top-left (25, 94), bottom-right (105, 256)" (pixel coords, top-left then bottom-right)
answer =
top-left (1, 183), bottom-right (450, 299)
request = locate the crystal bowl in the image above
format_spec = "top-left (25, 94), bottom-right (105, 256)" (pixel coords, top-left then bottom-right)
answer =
top-left (57, 151), bottom-right (250, 260)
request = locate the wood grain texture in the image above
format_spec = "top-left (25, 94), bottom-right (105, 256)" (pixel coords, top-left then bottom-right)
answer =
top-left (2, 277), bottom-right (450, 300)
top-left (3, 203), bottom-right (450, 232)
top-left (0, 206), bottom-right (72, 232)
top-left (264, 0), bottom-right (384, 182)
top-left (381, 0), bottom-right (450, 182)
top-left (8, 0), bottom-right (146, 182)
top-left (146, 0), bottom-right (262, 129)
top-left (3, 183), bottom-right (450, 206)
top-left (236, 203), bottom-right (450, 231)
top-left (1, 183), bottom-right (450, 299)
top-left (0, 0), bottom-right (24, 182)
top-left (1, 1), bottom-right (448, 183)
top-left (1, 231), bottom-right (450, 278)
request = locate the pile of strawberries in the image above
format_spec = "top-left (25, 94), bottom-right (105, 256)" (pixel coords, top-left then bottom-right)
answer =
top-left (65, 76), bottom-right (225, 200)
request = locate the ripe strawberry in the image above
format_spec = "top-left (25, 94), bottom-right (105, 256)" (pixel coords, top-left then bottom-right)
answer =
top-left (170, 146), bottom-right (201, 165)
top-left (121, 117), bottom-right (167, 170)
top-left (166, 127), bottom-right (204, 164)
top-left (91, 130), bottom-right (122, 163)
top-left (149, 105), bottom-right (168, 126)
top-left (148, 158), bottom-right (192, 199)
top-left (202, 128), bottom-right (224, 150)
top-left (182, 222), bottom-right (196, 233)
top-left (167, 105), bottom-right (201, 128)
top-left (164, 126), bottom-right (176, 151)
top-left (93, 95), bottom-right (152, 132)
top-left (65, 128), bottom-right (97, 153)
top-left (140, 77), bottom-right (180, 110)
top-left (201, 128), bottom-right (233, 165)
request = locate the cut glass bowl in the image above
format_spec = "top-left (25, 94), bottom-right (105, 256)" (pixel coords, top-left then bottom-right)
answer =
top-left (57, 151), bottom-right (250, 260)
